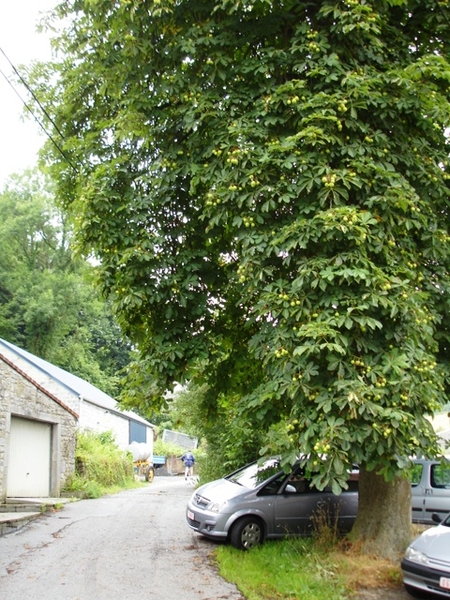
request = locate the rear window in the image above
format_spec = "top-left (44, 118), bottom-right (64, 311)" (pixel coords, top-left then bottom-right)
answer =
top-left (410, 463), bottom-right (423, 486)
top-left (431, 464), bottom-right (450, 489)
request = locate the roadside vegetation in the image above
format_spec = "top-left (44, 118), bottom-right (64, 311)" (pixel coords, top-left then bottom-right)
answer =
top-left (216, 537), bottom-right (403, 600)
top-left (160, 382), bottom-right (416, 598)
top-left (62, 430), bottom-right (139, 499)
top-left (153, 438), bottom-right (186, 458)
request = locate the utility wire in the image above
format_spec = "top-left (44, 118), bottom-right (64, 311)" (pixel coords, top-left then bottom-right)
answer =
top-left (0, 46), bottom-right (77, 172)
top-left (0, 46), bottom-right (65, 140)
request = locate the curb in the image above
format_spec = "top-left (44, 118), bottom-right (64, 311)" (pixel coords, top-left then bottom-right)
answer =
top-left (0, 497), bottom-right (71, 536)
top-left (0, 511), bottom-right (42, 536)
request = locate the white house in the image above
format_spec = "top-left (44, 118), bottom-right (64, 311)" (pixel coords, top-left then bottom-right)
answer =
top-left (0, 338), bottom-right (154, 500)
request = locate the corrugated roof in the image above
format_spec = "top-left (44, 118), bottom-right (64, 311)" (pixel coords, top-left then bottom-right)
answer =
top-left (162, 429), bottom-right (198, 450)
top-left (0, 338), bottom-right (153, 428)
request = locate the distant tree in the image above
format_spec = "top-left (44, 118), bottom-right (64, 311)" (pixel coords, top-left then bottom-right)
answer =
top-left (156, 382), bottom-right (266, 481)
top-left (34, 0), bottom-right (450, 557)
top-left (0, 170), bottom-right (132, 395)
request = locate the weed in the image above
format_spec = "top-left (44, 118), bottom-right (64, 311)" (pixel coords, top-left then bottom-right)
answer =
top-left (81, 481), bottom-right (103, 499)
top-left (310, 503), bottom-right (341, 551)
top-left (61, 430), bottom-right (139, 498)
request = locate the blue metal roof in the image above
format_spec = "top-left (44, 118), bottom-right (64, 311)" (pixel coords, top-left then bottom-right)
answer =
top-left (0, 338), bottom-right (153, 427)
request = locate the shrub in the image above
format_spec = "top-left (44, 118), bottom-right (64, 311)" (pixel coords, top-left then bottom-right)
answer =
top-left (62, 429), bottom-right (136, 498)
top-left (153, 438), bottom-right (184, 457)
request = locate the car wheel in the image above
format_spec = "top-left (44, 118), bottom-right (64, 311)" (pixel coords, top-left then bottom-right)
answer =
top-left (230, 517), bottom-right (263, 550)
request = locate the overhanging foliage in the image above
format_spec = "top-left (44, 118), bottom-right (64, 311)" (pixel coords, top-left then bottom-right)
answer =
top-left (32, 0), bottom-right (450, 493)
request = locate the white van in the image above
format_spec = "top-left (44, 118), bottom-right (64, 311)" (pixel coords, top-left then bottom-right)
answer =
top-left (411, 458), bottom-right (450, 524)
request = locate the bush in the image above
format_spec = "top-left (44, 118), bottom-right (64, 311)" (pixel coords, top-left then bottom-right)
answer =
top-left (62, 429), bottom-right (136, 498)
top-left (153, 438), bottom-right (207, 481)
top-left (153, 438), bottom-right (184, 457)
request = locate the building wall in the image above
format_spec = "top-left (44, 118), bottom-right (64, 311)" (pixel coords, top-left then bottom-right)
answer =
top-left (80, 400), bottom-right (130, 448)
top-left (79, 399), bottom-right (153, 453)
top-left (0, 359), bottom-right (77, 501)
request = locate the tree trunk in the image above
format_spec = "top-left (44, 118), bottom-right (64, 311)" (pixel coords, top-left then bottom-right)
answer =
top-left (349, 466), bottom-right (411, 560)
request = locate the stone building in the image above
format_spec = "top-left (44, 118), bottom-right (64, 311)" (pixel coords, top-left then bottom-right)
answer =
top-left (0, 338), bottom-right (154, 501)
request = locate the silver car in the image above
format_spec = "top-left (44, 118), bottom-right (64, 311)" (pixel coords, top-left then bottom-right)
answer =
top-left (411, 459), bottom-right (450, 525)
top-left (402, 513), bottom-right (450, 598)
top-left (186, 459), bottom-right (358, 549)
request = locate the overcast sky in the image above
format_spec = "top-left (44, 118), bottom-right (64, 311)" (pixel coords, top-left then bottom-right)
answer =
top-left (0, 0), bottom-right (57, 185)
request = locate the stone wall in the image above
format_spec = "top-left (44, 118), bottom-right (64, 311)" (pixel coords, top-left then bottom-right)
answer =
top-left (0, 343), bottom-right (81, 415)
top-left (0, 358), bottom-right (78, 501)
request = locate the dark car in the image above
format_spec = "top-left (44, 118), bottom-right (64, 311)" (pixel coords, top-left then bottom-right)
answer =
top-left (186, 458), bottom-right (358, 550)
top-left (402, 512), bottom-right (450, 598)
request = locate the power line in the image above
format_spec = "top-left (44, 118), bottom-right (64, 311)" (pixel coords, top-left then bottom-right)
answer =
top-left (0, 46), bottom-right (65, 140)
top-left (0, 46), bottom-right (77, 172)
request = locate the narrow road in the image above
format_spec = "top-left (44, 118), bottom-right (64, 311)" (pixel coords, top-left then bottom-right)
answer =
top-left (0, 476), bottom-right (424, 600)
top-left (0, 476), bottom-right (244, 600)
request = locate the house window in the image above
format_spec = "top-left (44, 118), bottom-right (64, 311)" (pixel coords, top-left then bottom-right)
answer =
top-left (129, 420), bottom-right (146, 444)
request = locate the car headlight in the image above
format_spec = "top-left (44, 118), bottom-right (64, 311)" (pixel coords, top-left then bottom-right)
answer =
top-left (208, 500), bottom-right (228, 513)
top-left (405, 546), bottom-right (429, 565)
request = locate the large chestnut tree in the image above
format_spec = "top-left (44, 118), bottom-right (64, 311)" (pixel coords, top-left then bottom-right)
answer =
top-left (34, 0), bottom-right (450, 557)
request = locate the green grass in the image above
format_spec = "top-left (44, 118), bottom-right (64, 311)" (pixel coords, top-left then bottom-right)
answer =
top-left (215, 536), bottom-right (404, 600)
top-left (216, 539), bottom-right (351, 600)
top-left (213, 505), bottom-right (412, 599)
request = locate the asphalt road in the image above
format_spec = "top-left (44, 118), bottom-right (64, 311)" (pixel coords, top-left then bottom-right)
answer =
top-left (0, 476), bottom-right (429, 600)
top-left (0, 476), bottom-right (244, 600)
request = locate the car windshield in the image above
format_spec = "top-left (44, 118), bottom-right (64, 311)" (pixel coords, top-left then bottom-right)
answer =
top-left (226, 459), bottom-right (281, 489)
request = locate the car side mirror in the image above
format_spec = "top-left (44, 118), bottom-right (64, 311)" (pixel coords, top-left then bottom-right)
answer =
top-left (285, 484), bottom-right (296, 493)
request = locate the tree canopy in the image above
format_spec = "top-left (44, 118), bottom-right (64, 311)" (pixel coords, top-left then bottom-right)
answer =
top-left (0, 171), bottom-right (133, 395)
top-left (33, 0), bottom-right (450, 554)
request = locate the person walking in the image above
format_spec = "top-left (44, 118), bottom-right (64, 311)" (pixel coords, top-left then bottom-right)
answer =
top-left (181, 450), bottom-right (195, 480)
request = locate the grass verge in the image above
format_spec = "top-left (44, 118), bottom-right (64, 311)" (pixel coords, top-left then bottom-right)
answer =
top-left (215, 537), bottom-right (404, 600)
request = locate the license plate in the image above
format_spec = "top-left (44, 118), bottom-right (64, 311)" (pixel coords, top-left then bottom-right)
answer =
top-left (187, 510), bottom-right (195, 521)
top-left (440, 577), bottom-right (450, 590)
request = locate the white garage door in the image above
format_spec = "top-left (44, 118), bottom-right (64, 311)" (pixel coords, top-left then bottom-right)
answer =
top-left (7, 417), bottom-right (51, 497)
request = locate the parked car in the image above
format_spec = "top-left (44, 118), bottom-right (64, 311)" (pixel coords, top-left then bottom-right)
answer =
top-left (411, 458), bottom-right (450, 525)
top-left (401, 512), bottom-right (450, 598)
top-left (186, 458), bottom-right (358, 549)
